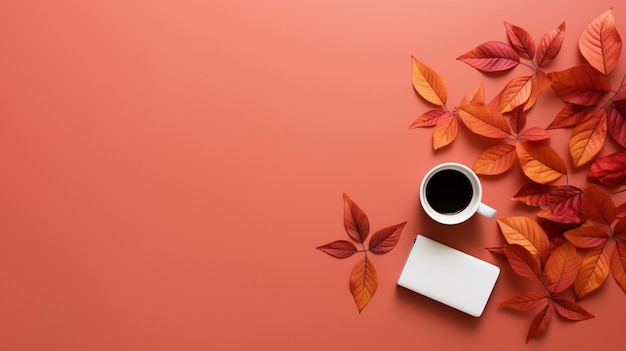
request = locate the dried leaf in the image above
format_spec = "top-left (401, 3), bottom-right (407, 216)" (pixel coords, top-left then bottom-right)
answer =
top-left (611, 241), bottom-right (626, 293)
top-left (472, 143), bottom-right (517, 175)
top-left (432, 113), bottom-right (459, 150)
top-left (587, 151), bottom-right (626, 187)
top-left (553, 298), bottom-right (594, 320)
top-left (368, 222), bottom-right (406, 254)
top-left (457, 41), bottom-right (520, 72)
top-left (409, 110), bottom-right (446, 128)
top-left (614, 216), bottom-right (626, 241)
top-left (486, 247), bottom-right (506, 255)
top-left (569, 109), bottom-right (608, 168)
top-left (505, 22), bottom-right (536, 60)
top-left (548, 104), bottom-right (590, 129)
top-left (548, 65), bottom-right (611, 106)
top-left (510, 106), bottom-right (527, 134)
top-left (617, 203), bottom-right (626, 220)
top-left (498, 75), bottom-right (533, 113)
top-left (575, 246), bottom-right (609, 299)
top-left (316, 240), bottom-right (359, 259)
top-left (537, 190), bottom-right (586, 224)
top-left (503, 244), bottom-right (543, 280)
top-left (527, 302), bottom-right (554, 343)
top-left (411, 57), bottom-right (447, 106)
top-left (516, 141), bottom-right (567, 184)
top-left (501, 291), bottom-right (549, 311)
top-left (497, 217), bottom-right (550, 256)
top-left (579, 9), bottom-right (622, 75)
top-left (582, 184), bottom-right (617, 225)
top-left (543, 242), bottom-right (580, 293)
top-left (524, 70), bottom-right (552, 110)
top-left (520, 127), bottom-right (551, 141)
top-left (607, 99), bottom-right (626, 147)
top-left (349, 256), bottom-right (378, 312)
top-left (564, 225), bottom-right (610, 248)
top-left (457, 104), bottom-right (511, 138)
top-left (343, 193), bottom-right (370, 243)
top-left (460, 82), bottom-right (485, 106)
top-left (512, 183), bottom-right (579, 207)
top-left (536, 21), bottom-right (566, 67)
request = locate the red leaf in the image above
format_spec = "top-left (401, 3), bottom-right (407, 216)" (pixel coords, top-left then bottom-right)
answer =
top-left (611, 241), bottom-right (626, 293)
top-left (536, 21), bottom-right (566, 67)
top-left (498, 217), bottom-right (550, 256)
top-left (343, 193), bottom-right (370, 243)
top-left (472, 143), bottom-right (517, 175)
top-left (527, 302), bottom-right (554, 343)
top-left (548, 65), bottom-right (611, 106)
top-left (460, 82), bottom-right (485, 106)
top-left (582, 185), bottom-right (617, 225)
top-left (537, 190), bottom-right (586, 224)
top-left (505, 22), bottom-right (536, 60)
top-left (503, 244), bottom-right (543, 280)
top-left (498, 75), bottom-right (533, 113)
top-left (510, 106), bottom-right (527, 134)
top-left (501, 291), bottom-right (549, 311)
top-left (564, 225), bottom-right (610, 248)
top-left (587, 151), bottom-right (626, 186)
top-left (617, 203), bottom-right (626, 220)
top-left (512, 184), bottom-right (580, 208)
top-left (614, 217), bottom-right (626, 241)
top-left (569, 109), bottom-right (608, 168)
top-left (516, 141), bottom-right (567, 184)
top-left (553, 298), bottom-right (594, 320)
top-left (548, 104), bottom-right (590, 129)
top-left (432, 113), bottom-right (459, 150)
top-left (457, 41), bottom-right (520, 72)
top-left (411, 57), bottom-right (447, 106)
top-left (575, 246), bottom-right (610, 299)
top-left (316, 240), bottom-right (359, 259)
top-left (486, 247), bottom-right (506, 255)
top-left (520, 127), bottom-right (551, 141)
top-left (579, 9), bottom-right (622, 75)
top-left (457, 104), bottom-right (511, 138)
top-left (409, 110), bottom-right (446, 128)
top-left (349, 256), bottom-right (378, 312)
top-left (607, 99), bottom-right (626, 147)
top-left (543, 242), bottom-right (580, 293)
top-left (368, 222), bottom-right (406, 254)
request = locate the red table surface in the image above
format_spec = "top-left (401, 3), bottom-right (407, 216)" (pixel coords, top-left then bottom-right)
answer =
top-left (1, 1), bottom-right (625, 350)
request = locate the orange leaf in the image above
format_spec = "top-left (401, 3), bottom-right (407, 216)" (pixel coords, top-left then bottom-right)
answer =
top-left (457, 104), bottom-right (511, 138)
top-left (516, 141), bottom-right (567, 184)
top-left (349, 256), bottom-right (378, 312)
top-left (579, 9), bottom-right (622, 75)
top-left (614, 216), bottom-right (626, 241)
top-left (543, 242), bottom-right (580, 293)
top-left (457, 41), bottom-right (520, 72)
top-left (409, 110), bottom-right (446, 128)
top-left (527, 302), bottom-right (554, 343)
top-left (548, 65), bottom-right (611, 106)
top-left (582, 184), bottom-right (617, 225)
top-left (498, 75), bottom-right (533, 113)
top-left (411, 57), bottom-right (447, 106)
top-left (564, 225), bottom-right (610, 248)
top-left (432, 113), bottom-right (459, 150)
top-left (569, 109), bottom-right (608, 168)
top-left (574, 246), bottom-right (609, 299)
top-left (472, 143), bottom-right (516, 175)
top-left (553, 298), bottom-right (594, 321)
top-left (368, 222), bottom-right (406, 254)
top-left (548, 104), bottom-right (590, 129)
top-left (501, 291), bottom-right (548, 311)
top-left (497, 217), bottom-right (550, 256)
top-left (611, 241), bottom-right (626, 293)
top-left (536, 21), bottom-right (566, 67)
top-left (607, 99), bottom-right (626, 147)
top-left (343, 193), bottom-right (370, 243)
top-left (519, 127), bottom-right (551, 141)
top-left (503, 244), bottom-right (543, 280)
top-left (505, 22), bottom-right (536, 60)
top-left (460, 82), bottom-right (485, 106)
top-left (510, 106), bottom-right (526, 134)
top-left (316, 240), bottom-right (359, 259)
top-left (524, 70), bottom-right (552, 110)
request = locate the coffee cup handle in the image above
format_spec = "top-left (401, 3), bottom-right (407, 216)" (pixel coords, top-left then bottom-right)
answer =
top-left (477, 202), bottom-right (497, 218)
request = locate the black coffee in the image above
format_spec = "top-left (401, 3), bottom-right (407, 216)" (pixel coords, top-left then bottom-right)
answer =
top-left (425, 169), bottom-right (473, 214)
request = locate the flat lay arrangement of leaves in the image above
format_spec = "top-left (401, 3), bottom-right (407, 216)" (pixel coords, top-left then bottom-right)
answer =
top-left (410, 9), bottom-right (626, 342)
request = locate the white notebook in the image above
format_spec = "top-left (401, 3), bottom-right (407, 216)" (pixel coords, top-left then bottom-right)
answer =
top-left (397, 235), bottom-right (500, 317)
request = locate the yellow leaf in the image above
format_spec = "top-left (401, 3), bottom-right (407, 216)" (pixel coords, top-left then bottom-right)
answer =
top-left (575, 246), bottom-right (609, 299)
top-left (411, 57), bottom-right (447, 106)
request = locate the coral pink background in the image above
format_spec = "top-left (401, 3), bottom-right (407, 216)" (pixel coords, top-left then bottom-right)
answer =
top-left (1, 0), bottom-right (625, 350)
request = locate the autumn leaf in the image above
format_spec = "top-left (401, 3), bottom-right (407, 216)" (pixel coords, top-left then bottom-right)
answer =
top-left (548, 104), bottom-right (590, 129)
top-left (552, 298), bottom-right (594, 320)
top-left (569, 109), bottom-right (607, 168)
top-left (520, 127), bottom-right (551, 141)
top-left (409, 110), bottom-right (446, 128)
top-left (457, 41), bottom-right (520, 72)
top-left (614, 217), bottom-right (626, 241)
top-left (535, 21), bottom-right (566, 67)
top-left (537, 190), bottom-right (586, 224)
top-left (350, 256), bottom-right (378, 312)
top-left (411, 57), bottom-right (447, 106)
top-left (606, 99), bottom-right (626, 147)
top-left (587, 151), bottom-right (626, 187)
top-left (582, 184), bottom-right (617, 225)
top-left (579, 9), bottom-right (622, 75)
top-left (472, 143), bottom-right (516, 175)
top-left (505, 22), bottom-right (536, 60)
top-left (460, 82), bottom-right (485, 106)
top-left (501, 291), bottom-right (548, 311)
top-left (498, 217), bottom-right (550, 256)
top-left (618, 203), bottom-right (626, 219)
top-left (543, 242), bottom-right (580, 294)
top-left (527, 302), bottom-right (554, 343)
top-left (512, 184), bottom-right (579, 207)
top-left (456, 104), bottom-right (511, 138)
top-left (498, 75), bottom-right (533, 113)
top-left (548, 65), bottom-right (611, 106)
top-left (343, 193), bottom-right (370, 243)
top-left (368, 222), bottom-right (406, 254)
top-left (510, 106), bottom-right (526, 134)
top-left (516, 141), bottom-right (567, 184)
top-left (503, 244), bottom-right (543, 280)
top-left (316, 240), bottom-right (359, 259)
top-left (486, 247), bottom-right (506, 255)
top-left (564, 225), bottom-right (610, 248)
top-left (524, 71), bottom-right (552, 110)
top-left (575, 246), bottom-right (609, 299)
top-left (432, 113), bottom-right (459, 150)
top-left (611, 241), bottom-right (626, 293)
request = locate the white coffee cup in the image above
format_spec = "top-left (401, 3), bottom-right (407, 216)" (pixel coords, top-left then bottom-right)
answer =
top-left (419, 162), bottom-right (496, 225)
